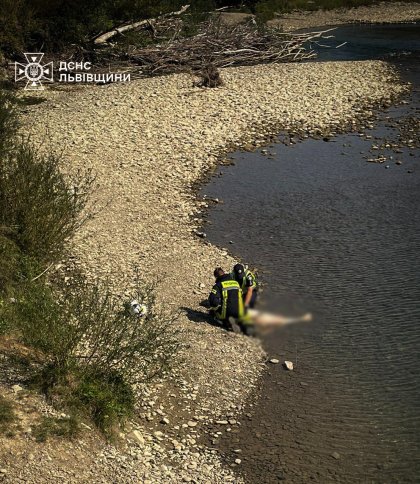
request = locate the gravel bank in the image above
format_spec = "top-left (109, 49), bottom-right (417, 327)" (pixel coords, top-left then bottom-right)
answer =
top-left (269, 1), bottom-right (420, 31)
top-left (9, 60), bottom-right (407, 482)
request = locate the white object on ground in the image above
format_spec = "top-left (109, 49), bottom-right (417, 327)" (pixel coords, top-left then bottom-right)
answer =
top-left (284, 361), bottom-right (294, 371)
top-left (269, 358), bottom-right (280, 364)
top-left (129, 300), bottom-right (148, 317)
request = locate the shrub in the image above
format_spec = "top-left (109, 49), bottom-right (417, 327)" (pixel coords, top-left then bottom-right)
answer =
top-left (0, 231), bottom-right (22, 294)
top-left (8, 274), bottom-right (180, 434)
top-left (0, 90), bottom-right (18, 153)
top-left (11, 275), bottom-right (181, 382)
top-left (0, 395), bottom-right (15, 433)
top-left (9, 280), bottom-right (80, 370)
top-left (0, 141), bottom-right (94, 263)
top-left (0, 89), bottom-right (94, 268)
top-left (74, 369), bottom-right (134, 434)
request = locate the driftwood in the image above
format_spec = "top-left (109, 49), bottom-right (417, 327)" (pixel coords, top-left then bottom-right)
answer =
top-left (93, 4), bottom-right (190, 45)
top-left (126, 18), bottom-right (335, 77)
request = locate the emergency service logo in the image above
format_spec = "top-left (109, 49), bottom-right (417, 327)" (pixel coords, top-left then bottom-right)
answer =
top-left (15, 53), bottom-right (53, 91)
top-left (14, 53), bottom-right (130, 88)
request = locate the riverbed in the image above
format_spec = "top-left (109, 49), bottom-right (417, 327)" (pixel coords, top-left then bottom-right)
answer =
top-left (201, 23), bottom-right (420, 483)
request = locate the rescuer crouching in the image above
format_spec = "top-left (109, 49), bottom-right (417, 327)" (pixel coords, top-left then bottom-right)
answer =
top-left (208, 267), bottom-right (251, 334)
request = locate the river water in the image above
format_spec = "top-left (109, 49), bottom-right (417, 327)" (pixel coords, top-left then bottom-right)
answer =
top-left (201, 24), bottom-right (420, 483)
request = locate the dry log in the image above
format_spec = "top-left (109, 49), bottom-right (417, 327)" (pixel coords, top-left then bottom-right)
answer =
top-left (93, 4), bottom-right (190, 45)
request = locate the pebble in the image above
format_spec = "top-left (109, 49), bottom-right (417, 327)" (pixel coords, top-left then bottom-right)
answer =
top-left (269, 358), bottom-right (279, 364)
top-left (129, 430), bottom-right (145, 445)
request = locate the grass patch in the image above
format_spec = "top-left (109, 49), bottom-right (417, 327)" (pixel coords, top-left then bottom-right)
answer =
top-left (74, 370), bottom-right (134, 435)
top-left (32, 415), bottom-right (79, 442)
top-left (0, 395), bottom-right (15, 433)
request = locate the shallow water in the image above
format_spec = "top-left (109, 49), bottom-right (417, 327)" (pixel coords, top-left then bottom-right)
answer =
top-left (201, 24), bottom-right (420, 483)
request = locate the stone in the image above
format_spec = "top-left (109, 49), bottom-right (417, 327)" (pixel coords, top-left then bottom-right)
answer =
top-left (269, 358), bottom-right (279, 364)
top-left (235, 459), bottom-right (242, 464)
top-left (284, 361), bottom-right (294, 371)
top-left (187, 421), bottom-right (197, 427)
top-left (12, 384), bottom-right (23, 393)
top-left (129, 430), bottom-right (145, 446)
top-left (331, 452), bottom-right (340, 460)
top-left (161, 417), bottom-right (170, 425)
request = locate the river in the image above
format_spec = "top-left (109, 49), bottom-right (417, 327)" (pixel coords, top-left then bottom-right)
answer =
top-left (200, 24), bottom-right (420, 483)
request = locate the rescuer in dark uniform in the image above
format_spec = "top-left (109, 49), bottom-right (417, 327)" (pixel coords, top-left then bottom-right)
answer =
top-left (208, 267), bottom-right (244, 332)
top-left (232, 263), bottom-right (258, 309)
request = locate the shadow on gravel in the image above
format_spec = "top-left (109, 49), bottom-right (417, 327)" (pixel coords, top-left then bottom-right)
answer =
top-left (181, 307), bottom-right (222, 329)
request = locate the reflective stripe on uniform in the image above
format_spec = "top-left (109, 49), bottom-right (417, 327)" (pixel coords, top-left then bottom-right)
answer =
top-left (215, 279), bottom-right (244, 321)
top-left (239, 270), bottom-right (257, 295)
top-left (221, 280), bottom-right (240, 289)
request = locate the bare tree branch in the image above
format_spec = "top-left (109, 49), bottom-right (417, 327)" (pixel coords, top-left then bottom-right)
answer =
top-left (93, 4), bottom-right (190, 45)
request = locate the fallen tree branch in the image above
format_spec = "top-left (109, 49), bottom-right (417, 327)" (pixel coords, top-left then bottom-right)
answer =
top-left (126, 18), bottom-right (335, 76)
top-left (93, 4), bottom-right (190, 45)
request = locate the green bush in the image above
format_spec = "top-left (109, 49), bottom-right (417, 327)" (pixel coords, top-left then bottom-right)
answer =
top-left (75, 370), bottom-right (134, 433)
top-left (0, 142), bottom-right (94, 264)
top-left (0, 89), bottom-right (94, 269)
top-left (9, 281), bottom-right (80, 370)
top-left (8, 275), bottom-right (180, 434)
top-left (11, 276), bottom-right (180, 382)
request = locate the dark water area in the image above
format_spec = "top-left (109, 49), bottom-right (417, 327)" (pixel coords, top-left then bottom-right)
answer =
top-left (306, 23), bottom-right (420, 62)
top-left (200, 24), bottom-right (420, 483)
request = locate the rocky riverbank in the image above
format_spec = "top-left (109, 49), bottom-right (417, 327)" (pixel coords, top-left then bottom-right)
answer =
top-left (0, 60), bottom-right (408, 482)
top-left (269, 1), bottom-right (420, 31)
